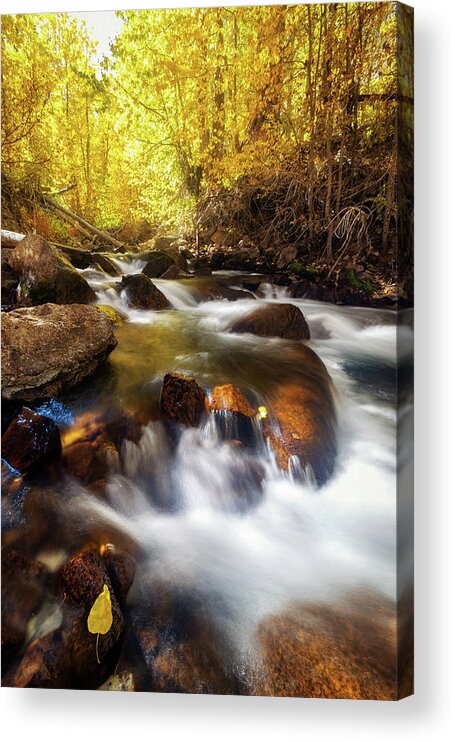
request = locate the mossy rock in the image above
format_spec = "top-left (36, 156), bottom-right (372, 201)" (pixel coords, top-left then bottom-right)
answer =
top-left (96, 304), bottom-right (127, 327)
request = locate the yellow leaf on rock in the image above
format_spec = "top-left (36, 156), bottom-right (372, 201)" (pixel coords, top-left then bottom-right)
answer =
top-left (87, 584), bottom-right (113, 635)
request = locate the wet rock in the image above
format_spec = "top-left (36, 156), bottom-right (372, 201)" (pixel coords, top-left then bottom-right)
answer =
top-left (59, 551), bottom-right (124, 678)
top-left (192, 264), bottom-right (212, 277)
top-left (164, 248), bottom-right (188, 271)
top-left (61, 409), bottom-right (141, 486)
top-left (287, 279), bottom-right (335, 302)
top-left (96, 304), bottom-right (127, 327)
top-left (131, 598), bottom-right (239, 695)
top-left (152, 639), bottom-right (238, 695)
top-left (212, 410), bottom-right (258, 450)
top-left (242, 279), bottom-right (261, 292)
top-left (195, 283), bottom-right (256, 302)
top-left (160, 373), bottom-right (207, 427)
top-left (12, 550), bottom-right (124, 689)
top-left (230, 302), bottom-right (310, 340)
top-left (272, 274), bottom-right (292, 286)
top-left (159, 264), bottom-right (190, 280)
top-left (55, 244), bottom-right (92, 269)
top-left (1, 550), bottom-right (48, 654)
top-left (104, 548), bottom-right (137, 603)
top-left (119, 273), bottom-right (170, 310)
top-left (276, 245), bottom-right (298, 269)
top-left (209, 384), bottom-right (256, 417)
top-left (9, 234), bottom-right (95, 305)
top-left (62, 440), bottom-right (118, 487)
top-left (2, 407), bottom-right (61, 474)
top-left (262, 345), bottom-right (337, 485)
top-left (251, 598), bottom-right (397, 699)
top-left (1, 303), bottom-right (118, 401)
top-left (142, 251), bottom-right (174, 278)
top-left (92, 254), bottom-right (121, 276)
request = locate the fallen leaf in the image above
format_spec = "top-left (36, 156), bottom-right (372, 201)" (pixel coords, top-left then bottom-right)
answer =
top-left (87, 584), bottom-right (113, 636)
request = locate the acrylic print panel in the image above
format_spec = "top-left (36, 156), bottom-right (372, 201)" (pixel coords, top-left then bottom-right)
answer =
top-left (0, 2), bottom-right (414, 699)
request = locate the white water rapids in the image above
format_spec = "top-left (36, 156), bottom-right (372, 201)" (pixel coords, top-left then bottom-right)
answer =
top-left (66, 258), bottom-right (412, 666)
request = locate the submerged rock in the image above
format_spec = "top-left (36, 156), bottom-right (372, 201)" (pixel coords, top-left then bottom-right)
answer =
top-left (1, 303), bottom-right (117, 401)
top-left (160, 373), bottom-right (207, 427)
top-left (118, 273), bottom-right (170, 310)
top-left (1, 407), bottom-right (61, 474)
top-left (230, 302), bottom-right (310, 340)
top-left (9, 234), bottom-right (95, 306)
top-left (1, 550), bottom-right (48, 655)
top-left (250, 598), bottom-right (397, 700)
top-left (12, 549), bottom-right (124, 689)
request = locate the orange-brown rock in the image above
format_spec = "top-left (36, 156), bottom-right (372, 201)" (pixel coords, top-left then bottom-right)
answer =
top-left (251, 597), bottom-right (397, 700)
top-left (160, 373), bottom-right (207, 427)
top-left (230, 302), bottom-right (310, 340)
top-left (152, 639), bottom-right (238, 695)
top-left (209, 384), bottom-right (256, 417)
top-left (262, 345), bottom-right (337, 484)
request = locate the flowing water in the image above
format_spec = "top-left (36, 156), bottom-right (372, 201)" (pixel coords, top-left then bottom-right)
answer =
top-left (24, 256), bottom-right (413, 690)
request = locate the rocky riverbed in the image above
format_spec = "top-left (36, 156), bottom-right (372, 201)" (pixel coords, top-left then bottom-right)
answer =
top-left (1, 233), bottom-right (413, 697)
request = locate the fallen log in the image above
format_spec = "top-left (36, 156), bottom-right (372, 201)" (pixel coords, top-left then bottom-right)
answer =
top-left (41, 193), bottom-right (124, 250)
top-left (42, 202), bottom-right (97, 243)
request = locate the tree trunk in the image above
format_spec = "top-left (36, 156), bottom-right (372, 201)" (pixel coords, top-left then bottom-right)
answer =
top-left (42, 193), bottom-right (124, 249)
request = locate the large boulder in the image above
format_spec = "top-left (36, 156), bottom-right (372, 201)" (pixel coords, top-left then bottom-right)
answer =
top-left (2, 407), bottom-right (61, 474)
top-left (9, 234), bottom-right (95, 305)
top-left (230, 302), bottom-right (310, 340)
top-left (142, 251), bottom-right (175, 278)
top-left (118, 273), bottom-right (170, 310)
top-left (261, 345), bottom-right (337, 485)
top-left (160, 373), bottom-right (207, 427)
top-left (1, 303), bottom-right (118, 401)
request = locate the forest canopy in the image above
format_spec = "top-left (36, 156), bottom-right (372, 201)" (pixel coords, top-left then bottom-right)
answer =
top-left (1, 3), bottom-right (413, 275)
